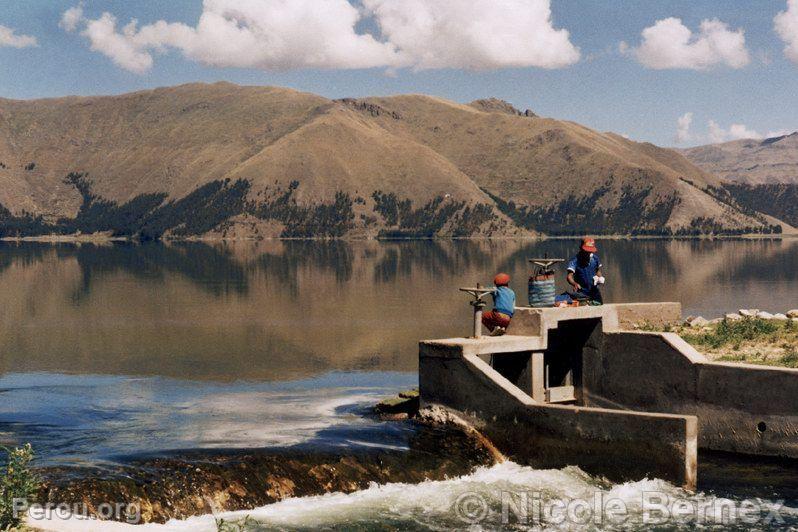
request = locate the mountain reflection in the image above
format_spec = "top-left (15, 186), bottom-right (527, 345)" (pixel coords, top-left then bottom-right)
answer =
top-left (0, 238), bottom-right (796, 381)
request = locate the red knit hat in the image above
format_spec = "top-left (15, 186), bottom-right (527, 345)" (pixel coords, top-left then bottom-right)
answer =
top-left (494, 273), bottom-right (511, 286)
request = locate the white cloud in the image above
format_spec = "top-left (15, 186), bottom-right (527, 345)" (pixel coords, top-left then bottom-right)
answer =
top-left (775, 0), bottom-right (798, 63)
top-left (677, 114), bottom-right (772, 145)
top-left (83, 14), bottom-right (162, 74)
top-left (628, 17), bottom-right (750, 70)
top-left (60, 5), bottom-right (84, 33)
top-left (706, 120), bottom-right (725, 143)
top-left (0, 24), bottom-right (38, 48)
top-left (61, 0), bottom-right (580, 74)
top-left (765, 129), bottom-right (795, 138)
top-left (363, 0), bottom-right (580, 70)
top-left (61, 0), bottom-right (400, 74)
top-left (675, 112), bottom-right (693, 143)
top-left (727, 123), bottom-right (763, 140)
top-left (708, 120), bottom-right (762, 143)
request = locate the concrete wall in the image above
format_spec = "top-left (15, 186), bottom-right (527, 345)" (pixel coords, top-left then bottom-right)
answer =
top-left (508, 302), bottom-right (682, 338)
top-left (420, 301), bottom-right (798, 491)
top-left (584, 331), bottom-right (798, 458)
top-left (419, 346), bottom-right (698, 489)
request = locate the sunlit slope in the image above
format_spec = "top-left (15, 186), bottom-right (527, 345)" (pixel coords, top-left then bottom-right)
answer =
top-left (0, 82), bottom-right (778, 237)
top-left (360, 94), bottom-right (762, 231)
top-left (682, 133), bottom-right (798, 185)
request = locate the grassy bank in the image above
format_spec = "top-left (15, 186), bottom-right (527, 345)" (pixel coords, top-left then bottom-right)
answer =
top-left (649, 318), bottom-right (798, 367)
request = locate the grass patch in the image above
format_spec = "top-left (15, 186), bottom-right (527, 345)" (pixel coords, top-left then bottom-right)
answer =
top-left (1, 444), bottom-right (40, 530)
top-left (716, 353), bottom-right (748, 363)
top-left (647, 317), bottom-right (798, 368)
top-left (779, 348), bottom-right (798, 368)
top-left (718, 348), bottom-right (798, 368)
top-left (681, 318), bottom-right (781, 350)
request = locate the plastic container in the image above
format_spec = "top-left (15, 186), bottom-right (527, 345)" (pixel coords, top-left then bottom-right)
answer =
top-left (529, 275), bottom-right (556, 307)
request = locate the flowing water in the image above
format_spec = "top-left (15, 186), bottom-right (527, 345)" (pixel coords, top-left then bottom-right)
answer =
top-left (1, 238), bottom-right (798, 530)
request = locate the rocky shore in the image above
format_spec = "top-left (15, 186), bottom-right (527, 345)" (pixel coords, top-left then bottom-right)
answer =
top-left (684, 309), bottom-right (798, 328)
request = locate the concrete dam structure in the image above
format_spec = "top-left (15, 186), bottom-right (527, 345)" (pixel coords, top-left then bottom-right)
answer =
top-left (419, 303), bottom-right (798, 491)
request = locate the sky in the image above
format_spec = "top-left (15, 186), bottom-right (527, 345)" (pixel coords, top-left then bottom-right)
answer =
top-left (1, 0), bottom-right (797, 147)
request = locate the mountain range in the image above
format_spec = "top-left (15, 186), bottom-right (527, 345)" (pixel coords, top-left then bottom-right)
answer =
top-left (681, 132), bottom-right (798, 185)
top-left (681, 133), bottom-right (798, 231)
top-left (0, 82), bottom-right (791, 239)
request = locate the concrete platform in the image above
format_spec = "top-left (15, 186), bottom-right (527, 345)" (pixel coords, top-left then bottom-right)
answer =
top-left (421, 335), bottom-right (545, 357)
top-left (507, 301), bottom-right (682, 337)
top-left (419, 302), bottom-right (798, 490)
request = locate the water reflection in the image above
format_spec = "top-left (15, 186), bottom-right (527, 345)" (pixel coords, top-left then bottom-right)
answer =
top-left (0, 371), bottom-right (416, 465)
top-left (373, 240), bottom-right (494, 284)
top-left (254, 240), bottom-right (354, 296)
top-left (0, 239), bottom-right (797, 381)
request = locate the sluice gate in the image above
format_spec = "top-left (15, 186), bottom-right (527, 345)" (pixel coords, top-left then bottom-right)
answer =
top-left (419, 303), bottom-right (798, 490)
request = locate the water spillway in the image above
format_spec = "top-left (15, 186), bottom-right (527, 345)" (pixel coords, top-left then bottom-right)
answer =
top-left (419, 303), bottom-right (798, 491)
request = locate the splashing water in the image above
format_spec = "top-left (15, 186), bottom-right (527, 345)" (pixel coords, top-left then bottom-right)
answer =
top-left (34, 461), bottom-right (798, 531)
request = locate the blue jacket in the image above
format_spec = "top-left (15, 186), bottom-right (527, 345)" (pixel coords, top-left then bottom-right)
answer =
top-left (492, 286), bottom-right (516, 316)
top-left (567, 254), bottom-right (602, 295)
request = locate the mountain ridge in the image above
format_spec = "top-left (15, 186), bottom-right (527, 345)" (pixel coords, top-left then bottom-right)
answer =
top-left (681, 132), bottom-right (798, 185)
top-left (0, 82), bottom-right (785, 239)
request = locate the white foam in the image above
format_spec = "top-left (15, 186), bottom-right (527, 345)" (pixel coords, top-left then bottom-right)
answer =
top-left (157, 389), bottom-right (382, 448)
top-left (36, 461), bottom-right (796, 531)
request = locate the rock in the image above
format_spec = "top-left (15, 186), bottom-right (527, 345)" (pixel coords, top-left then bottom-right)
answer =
top-left (399, 389), bottom-right (419, 399)
top-left (756, 311), bottom-right (774, 320)
top-left (470, 98), bottom-right (524, 116)
top-left (739, 309), bottom-right (759, 317)
top-left (375, 390), bottom-right (420, 417)
top-left (725, 313), bottom-right (743, 321)
top-left (380, 412), bottom-right (410, 421)
top-left (773, 313), bottom-right (789, 321)
top-left (39, 423), bottom-right (496, 524)
top-left (788, 310), bottom-right (798, 319)
top-left (708, 318), bottom-right (724, 325)
top-left (685, 315), bottom-right (712, 326)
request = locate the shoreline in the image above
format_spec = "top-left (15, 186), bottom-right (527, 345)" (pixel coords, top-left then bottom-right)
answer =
top-left (3, 233), bottom-right (797, 244)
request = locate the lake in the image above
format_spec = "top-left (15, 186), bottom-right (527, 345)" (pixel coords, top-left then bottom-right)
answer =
top-left (1, 238), bottom-right (797, 530)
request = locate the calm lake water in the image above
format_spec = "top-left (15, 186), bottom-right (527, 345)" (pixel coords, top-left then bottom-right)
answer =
top-left (1, 238), bottom-right (798, 530)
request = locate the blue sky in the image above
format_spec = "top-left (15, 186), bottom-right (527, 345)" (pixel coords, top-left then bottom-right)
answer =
top-left (0, 0), bottom-right (797, 147)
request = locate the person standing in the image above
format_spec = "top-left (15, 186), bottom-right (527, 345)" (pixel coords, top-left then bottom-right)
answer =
top-left (566, 238), bottom-right (605, 304)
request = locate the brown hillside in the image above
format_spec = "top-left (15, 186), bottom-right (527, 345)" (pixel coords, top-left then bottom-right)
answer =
top-left (0, 82), bottom-right (778, 238)
top-left (357, 95), bottom-right (757, 230)
top-left (681, 133), bottom-right (798, 185)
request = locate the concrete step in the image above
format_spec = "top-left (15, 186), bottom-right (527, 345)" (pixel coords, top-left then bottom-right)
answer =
top-left (422, 334), bottom-right (545, 357)
top-left (545, 385), bottom-right (575, 404)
